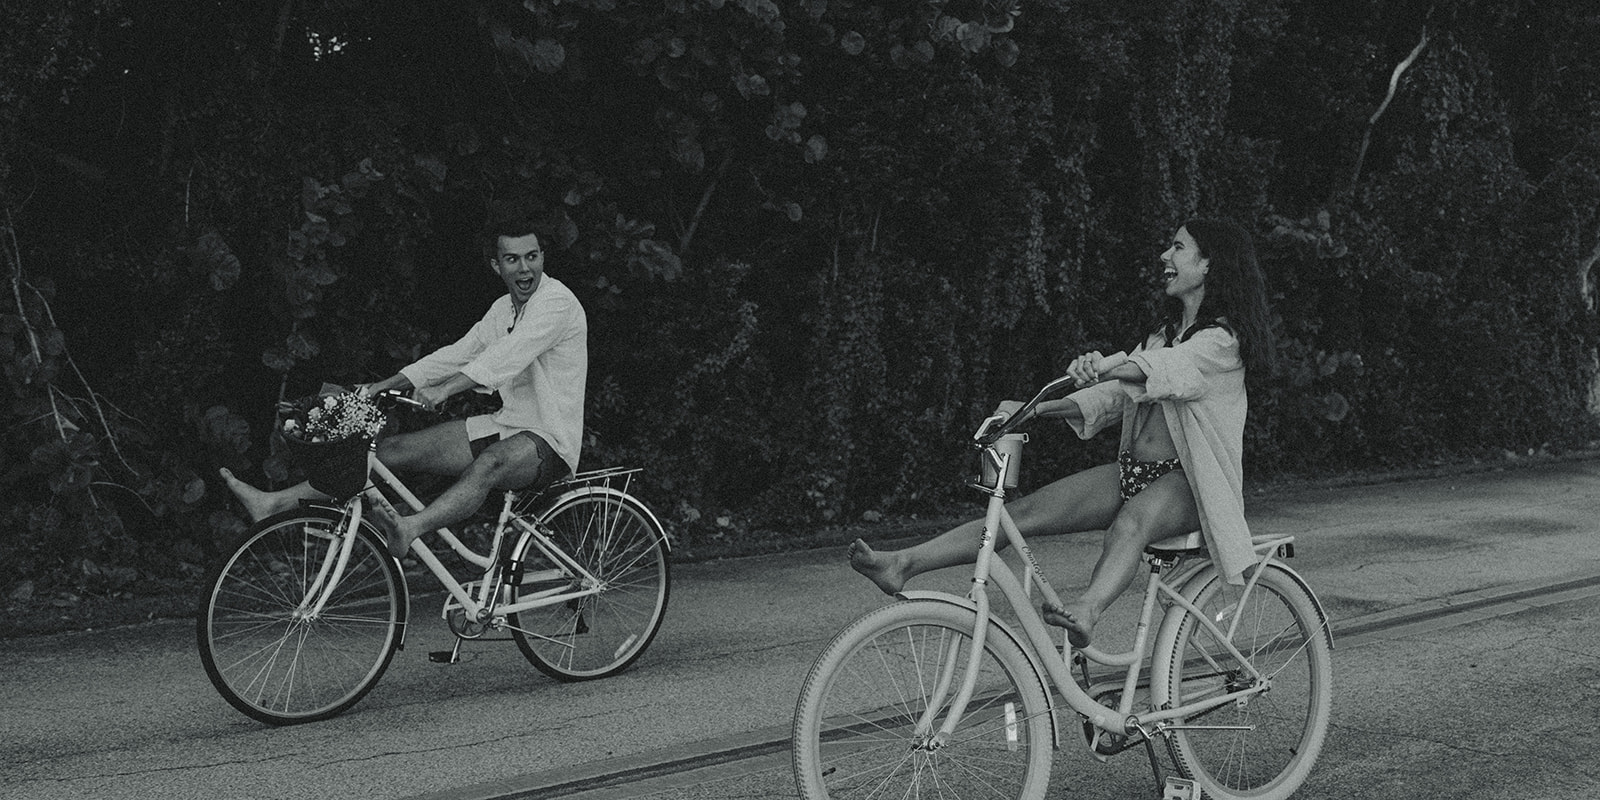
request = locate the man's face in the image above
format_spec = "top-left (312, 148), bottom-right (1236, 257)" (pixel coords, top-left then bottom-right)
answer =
top-left (491, 233), bottom-right (544, 305)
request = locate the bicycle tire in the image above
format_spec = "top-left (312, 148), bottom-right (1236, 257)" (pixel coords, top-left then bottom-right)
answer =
top-left (196, 507), bottom-right (406, 725)
top-left (1152, 565), bottom-right (1332, 800)
top-left (792, 600), bottom-right (1053, 800)
top-left (509, 491), bottom-right (670, 681)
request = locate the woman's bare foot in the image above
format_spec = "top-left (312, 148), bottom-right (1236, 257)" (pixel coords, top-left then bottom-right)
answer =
top-left (848, 539), bottom-right (911, 596)
top-left (218, 468), bottom-right (287, 522)
top-left (1042, 600), bottom-right (1097, 649)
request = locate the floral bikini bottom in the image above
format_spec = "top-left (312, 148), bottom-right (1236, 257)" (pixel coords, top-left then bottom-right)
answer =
top-left (1118, 450), bottom-right (1183, 502)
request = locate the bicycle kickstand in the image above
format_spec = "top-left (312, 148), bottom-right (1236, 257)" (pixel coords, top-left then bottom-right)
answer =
top-left (428, 638), bottom-right (466, 664)
top-left (1140, 732), bottom-right (1200, 800)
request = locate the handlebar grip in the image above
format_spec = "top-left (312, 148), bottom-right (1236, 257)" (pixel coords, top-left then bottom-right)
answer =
top-left (974, 413), bottom-right (1011, 443)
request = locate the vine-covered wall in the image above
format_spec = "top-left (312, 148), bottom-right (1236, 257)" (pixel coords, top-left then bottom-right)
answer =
top-left (3, 0), bottom-right (1598, 593)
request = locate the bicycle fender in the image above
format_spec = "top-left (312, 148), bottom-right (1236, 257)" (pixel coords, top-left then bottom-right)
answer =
top-left (1167, 562), bottom-right (1334, 651)
top-left (896, 590), bottom-right (1063, 751)
top-left (538, 486), bottom-right (672, 553)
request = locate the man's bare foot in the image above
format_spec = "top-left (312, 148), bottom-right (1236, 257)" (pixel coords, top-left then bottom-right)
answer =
top-left (848, 539), bottom-right (911, 596)
top-left (365, 495), bottom-right (415, 559)
top-left (218, 468), bottom-right (284, 523)
top-left (1042, 601), bottom-right (1097, 649)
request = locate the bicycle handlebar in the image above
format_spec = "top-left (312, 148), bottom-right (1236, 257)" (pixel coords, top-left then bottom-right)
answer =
top-left (972, 374), bottom-right (1079, 446)
top-left (374, 388), bottom-right (427, 409)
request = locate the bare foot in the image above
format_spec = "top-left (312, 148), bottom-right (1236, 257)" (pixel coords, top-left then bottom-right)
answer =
top-left (848, 539), bottom-right (910, 596)
top-left (218, 468), bottom-right (285, 523)
top-left (1042, 601), bottom-right (1097, 649)
top-left (365, 494), bottom-right (415, 559)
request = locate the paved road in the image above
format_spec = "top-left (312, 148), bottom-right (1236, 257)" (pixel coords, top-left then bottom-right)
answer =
top-left (4, 457), bottom-right (1600, 799)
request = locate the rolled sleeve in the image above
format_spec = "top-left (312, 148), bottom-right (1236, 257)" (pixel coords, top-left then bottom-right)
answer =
top-left (1064, 380), bottom-right (1127, 439)
top-left (400, 318), bottom-right (494, 388)
top-left (1128, 328), bottom-right (1241, 402)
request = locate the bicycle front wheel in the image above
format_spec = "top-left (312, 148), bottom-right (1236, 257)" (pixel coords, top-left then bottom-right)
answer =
top-left (1153, 565), bottom-right (1333, 800)
top-left (509, 491), bottom-right (670, 681)
top-left (197, 507), bottom-right (406, 725)
top-left (792, 601), bottom-right (1053, 800)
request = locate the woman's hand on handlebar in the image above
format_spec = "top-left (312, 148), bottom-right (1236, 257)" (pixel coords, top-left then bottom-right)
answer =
top-left (1066, 352), bottom-right (1104, 387)
top-left (1066, 350), bottom-right (1131, 387)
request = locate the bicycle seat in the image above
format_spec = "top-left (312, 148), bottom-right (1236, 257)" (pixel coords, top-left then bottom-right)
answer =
top-left (1145, 531), bottom-right (1297, 557)
top-left (1146, 531), bottom-right (1206, 555)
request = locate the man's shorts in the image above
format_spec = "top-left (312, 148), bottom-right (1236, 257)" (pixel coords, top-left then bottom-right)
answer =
top-left (469, 431), bottom-right (569, 491)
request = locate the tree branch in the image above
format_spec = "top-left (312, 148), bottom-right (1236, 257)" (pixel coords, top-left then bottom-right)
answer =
top-left (680, 151), bottom-right (734, 256)
top-left (1347, 27), bottom-right (1429, 192)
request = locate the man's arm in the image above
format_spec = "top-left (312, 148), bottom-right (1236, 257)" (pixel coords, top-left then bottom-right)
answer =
top-left (413, 372), bottom-right (483, 410)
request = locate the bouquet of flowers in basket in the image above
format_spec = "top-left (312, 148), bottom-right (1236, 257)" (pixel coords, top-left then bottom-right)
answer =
top-left (281, 391), bottom-right (387, 499)
top-left (284, 392), bottom-right (387, 443)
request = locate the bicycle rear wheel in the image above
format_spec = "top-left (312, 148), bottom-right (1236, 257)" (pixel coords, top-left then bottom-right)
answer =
top-left (197, 507), bottom-right (406, 725)
top-left (792, 601), bottom-right (1053, 800)
top-left (509, 491), bottom-right (670, 681)
top-left (1153, 565), bottom-right (1332, 800)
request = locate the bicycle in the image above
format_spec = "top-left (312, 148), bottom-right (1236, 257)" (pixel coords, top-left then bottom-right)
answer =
top-left (197, 390), bottom-right (672, 725)
top-left (792, 376), bottom-right (1334, 800)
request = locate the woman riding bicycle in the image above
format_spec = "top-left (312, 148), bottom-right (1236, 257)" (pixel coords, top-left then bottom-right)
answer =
top-left (850, 217), bottom-right (1276, 647)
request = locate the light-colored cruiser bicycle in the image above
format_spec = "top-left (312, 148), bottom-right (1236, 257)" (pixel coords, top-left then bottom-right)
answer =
top-left (792, 376), bottom-right (1333, 799)
top-left (197, 391), bottom-right (671, 725)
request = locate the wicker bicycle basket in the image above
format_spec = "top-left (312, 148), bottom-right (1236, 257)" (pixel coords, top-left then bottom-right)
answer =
top-left (282, 431), bottom-right (373, 500)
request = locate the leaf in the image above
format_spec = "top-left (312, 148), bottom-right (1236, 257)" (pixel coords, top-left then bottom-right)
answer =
top-left (262, 348), bottom-right (295, 373)
top-left (286, 331), bottom-right (320, 359)
top-left (994, 37), bottom-right (1019, 67)
top-left (531, 38), bottom-right (565, 73)
top-left (633, 239), bottom-right (684, 281)
top-left (263, 455), bottom-right (290, 483)
top-left (804, 135), bottom-right (828, 164)
top-left (190, 230), bottom-right (242, 291)
top-left (1320, 392), bottom-right (1350, 422)
top-left (956, 22), bottom-right (990, 53)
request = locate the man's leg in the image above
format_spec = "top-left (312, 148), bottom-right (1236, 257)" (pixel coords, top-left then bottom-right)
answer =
top-left (849, 463), bottom-right (1124, 595)
top-left (372, 431), bottom-right (557, 558)
top-left (218, 421), bottom-right (475, 523)
top-left (218, 471), bottom-right (325, 522)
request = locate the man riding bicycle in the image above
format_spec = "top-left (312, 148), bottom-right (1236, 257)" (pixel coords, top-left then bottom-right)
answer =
top-left (220, 212), bottom-right (588, 559)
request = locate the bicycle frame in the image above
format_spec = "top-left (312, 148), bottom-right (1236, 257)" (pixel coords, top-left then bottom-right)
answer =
top-left (296, 452), bottom-right (647, 644)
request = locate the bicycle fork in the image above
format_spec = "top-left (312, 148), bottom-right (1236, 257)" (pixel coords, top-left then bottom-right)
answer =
top-left (295, 498), bottom-right (366, 621)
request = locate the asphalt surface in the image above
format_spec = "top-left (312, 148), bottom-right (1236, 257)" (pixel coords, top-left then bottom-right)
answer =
top-left (4, 456), bottom-right (1600, 799)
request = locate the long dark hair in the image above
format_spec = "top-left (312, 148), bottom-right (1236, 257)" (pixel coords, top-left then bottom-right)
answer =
top-left (1158, 218), bottom-right (1276, 376)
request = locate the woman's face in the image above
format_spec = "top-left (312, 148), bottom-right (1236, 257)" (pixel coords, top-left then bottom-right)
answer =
top-left (1160, 226), bottom-right (1209, 300)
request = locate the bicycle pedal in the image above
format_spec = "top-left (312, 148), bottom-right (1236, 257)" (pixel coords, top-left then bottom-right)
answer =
top-left (1161, 776), bottom-right (1200, 800)
top-left (427, 650), bottom-right (460, 664)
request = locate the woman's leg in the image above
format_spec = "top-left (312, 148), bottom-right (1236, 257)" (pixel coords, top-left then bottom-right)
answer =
top-left (849, 463), bottom-right (1123, 594)
top-left (1042, 469), bottom-right (1200, 646)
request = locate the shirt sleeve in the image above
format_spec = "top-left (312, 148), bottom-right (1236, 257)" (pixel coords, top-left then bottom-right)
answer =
top-left (1125, 327), bottom-right (1242, 402)
top-left (1062, 379), bottom-right (1128, 440)
top-left (399, 315), bottom-right (494, 388)
top-left (458, 290), bottom-right (584, 390)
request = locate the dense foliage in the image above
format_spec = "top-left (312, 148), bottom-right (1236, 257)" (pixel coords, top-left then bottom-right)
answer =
top-left (3, 0), bottom-right (1598, 602)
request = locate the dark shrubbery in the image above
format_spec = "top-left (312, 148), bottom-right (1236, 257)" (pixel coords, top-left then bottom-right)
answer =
top-left (3, 0), bottom-right (1598, 604)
